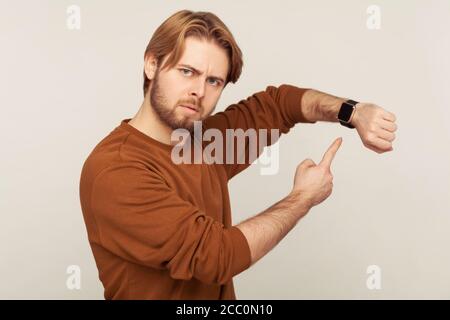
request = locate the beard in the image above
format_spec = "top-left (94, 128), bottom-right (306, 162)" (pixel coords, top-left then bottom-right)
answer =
top-left (149, 69), bottom-right (210, 134)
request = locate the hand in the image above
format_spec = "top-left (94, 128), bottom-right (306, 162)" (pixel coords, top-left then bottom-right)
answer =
top-left (351, 103), bottom-right (397, 154)
top-left (291, 137), bottom-right (342, 207)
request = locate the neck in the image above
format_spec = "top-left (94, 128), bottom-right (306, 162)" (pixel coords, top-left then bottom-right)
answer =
top-left (129, 95), bottom-right (174, 146)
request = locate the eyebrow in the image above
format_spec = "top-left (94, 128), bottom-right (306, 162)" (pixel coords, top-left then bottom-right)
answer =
top-left (177, 63), bottom-right (225, 84)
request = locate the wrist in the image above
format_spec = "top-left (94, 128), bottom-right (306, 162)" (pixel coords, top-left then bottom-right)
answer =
top-left (287, 190), bottom-right (313, 213)
top-left (338, 99), bottom-right (358, 128)
top-left (349, 103), bottom-right (359, 127)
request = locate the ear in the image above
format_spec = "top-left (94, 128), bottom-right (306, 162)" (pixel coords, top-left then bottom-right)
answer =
top-left (144, 54), bottom-right (158, 80)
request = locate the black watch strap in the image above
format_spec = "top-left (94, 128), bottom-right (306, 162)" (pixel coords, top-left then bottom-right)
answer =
top-left (338, 99), bottom-right (358, 128)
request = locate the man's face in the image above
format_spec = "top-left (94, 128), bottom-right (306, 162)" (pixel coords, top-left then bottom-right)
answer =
top-left (148, 37), bottom-right (229, 133)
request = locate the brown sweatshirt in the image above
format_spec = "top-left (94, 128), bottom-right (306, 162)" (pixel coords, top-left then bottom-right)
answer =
top-left (79, 84), bottom-right (314, 300)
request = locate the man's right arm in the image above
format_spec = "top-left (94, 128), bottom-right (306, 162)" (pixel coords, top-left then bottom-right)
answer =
top-left (236, 137), bottom-right (344, 266)
top-left (236, 191), bottom-right (312, 266)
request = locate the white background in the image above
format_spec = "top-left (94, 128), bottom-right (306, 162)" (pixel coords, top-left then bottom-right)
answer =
top-left (1, 0), bottom-right (449, 299)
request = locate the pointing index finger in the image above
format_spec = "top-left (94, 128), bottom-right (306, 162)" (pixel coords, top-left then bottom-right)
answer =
top-left (320, 137), bottom-right (343, 168)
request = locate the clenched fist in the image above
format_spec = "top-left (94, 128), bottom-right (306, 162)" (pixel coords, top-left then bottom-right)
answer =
top-left (352, 103), bottom-right (397, 154)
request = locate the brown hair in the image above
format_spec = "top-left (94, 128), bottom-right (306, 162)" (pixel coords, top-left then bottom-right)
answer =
top-left (142, 10), bottom-right (243, 96)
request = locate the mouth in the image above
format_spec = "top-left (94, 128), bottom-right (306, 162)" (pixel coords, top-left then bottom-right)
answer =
top-left (179, 104), bottom-right (199, 113)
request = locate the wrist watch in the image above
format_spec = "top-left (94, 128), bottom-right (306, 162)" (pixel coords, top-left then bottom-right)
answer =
top-left (338, 99), bottom-right (358, 128)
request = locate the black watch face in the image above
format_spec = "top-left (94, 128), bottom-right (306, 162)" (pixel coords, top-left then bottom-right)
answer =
top-left (339, 103), bottom-right (354, 122)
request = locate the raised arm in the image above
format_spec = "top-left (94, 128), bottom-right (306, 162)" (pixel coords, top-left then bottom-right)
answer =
top-left (301, 89), bottom-right (398, 154)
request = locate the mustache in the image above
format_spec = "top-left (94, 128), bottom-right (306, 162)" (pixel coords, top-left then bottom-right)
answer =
top-left (179, 100), bottom-right (199, 108)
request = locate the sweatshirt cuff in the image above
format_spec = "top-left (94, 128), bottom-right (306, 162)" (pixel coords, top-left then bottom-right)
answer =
top-left (280, 84), bottom-right (317, 124)
top-left (228, 226), bottom-right (252, 276)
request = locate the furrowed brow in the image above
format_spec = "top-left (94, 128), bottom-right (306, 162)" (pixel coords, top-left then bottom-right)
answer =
top-left (177, 63), bottom-right (225, 84)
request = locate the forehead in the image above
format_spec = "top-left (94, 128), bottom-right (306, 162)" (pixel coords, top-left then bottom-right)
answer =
top-left (176, 37), bottom-right (229, 79)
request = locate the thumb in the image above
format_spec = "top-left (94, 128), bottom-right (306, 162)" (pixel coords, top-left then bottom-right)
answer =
top-left (300, 158), bottom-right (316, 168)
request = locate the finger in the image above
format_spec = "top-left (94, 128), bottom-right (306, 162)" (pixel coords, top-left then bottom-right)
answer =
top-left (367, 144), bottom-right (387, 154)
top-left (306, 159), bottom-right (317, 167)
top-left (367, 136), bottom-right (392, 153)
top-left (380, 119), bottom-right (397, 132)
top-left (320, 137), bottom-right (343, 168)
top-left (301, 158), bottom-right (316, 168)
top-left (377, 129), bottom-right (396, 142)
top-left (382, 111), bottom-right (396, 122)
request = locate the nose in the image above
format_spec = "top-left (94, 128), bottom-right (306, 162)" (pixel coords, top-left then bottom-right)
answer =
top-left (189, 77), bottom-right (206, 101)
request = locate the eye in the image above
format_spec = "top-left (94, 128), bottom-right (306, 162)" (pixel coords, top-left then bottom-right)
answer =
top-left (180, 68), bottom-right (193, 76)
top-left (207, 78), bottom-right (220, 87)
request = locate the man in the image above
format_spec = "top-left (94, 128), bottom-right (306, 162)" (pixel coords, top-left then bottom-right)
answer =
top-left (79, 10), bottom-right (397, 300)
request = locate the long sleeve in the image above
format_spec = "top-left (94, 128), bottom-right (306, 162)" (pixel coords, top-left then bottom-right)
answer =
top-left (89, 163), bottom-right (251, 286)
top-left (202, 84), bottom-right (316, 180)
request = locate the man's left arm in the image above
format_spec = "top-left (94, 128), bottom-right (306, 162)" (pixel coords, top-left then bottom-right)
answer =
top-left (301, 89), bottom-right (398, 154)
